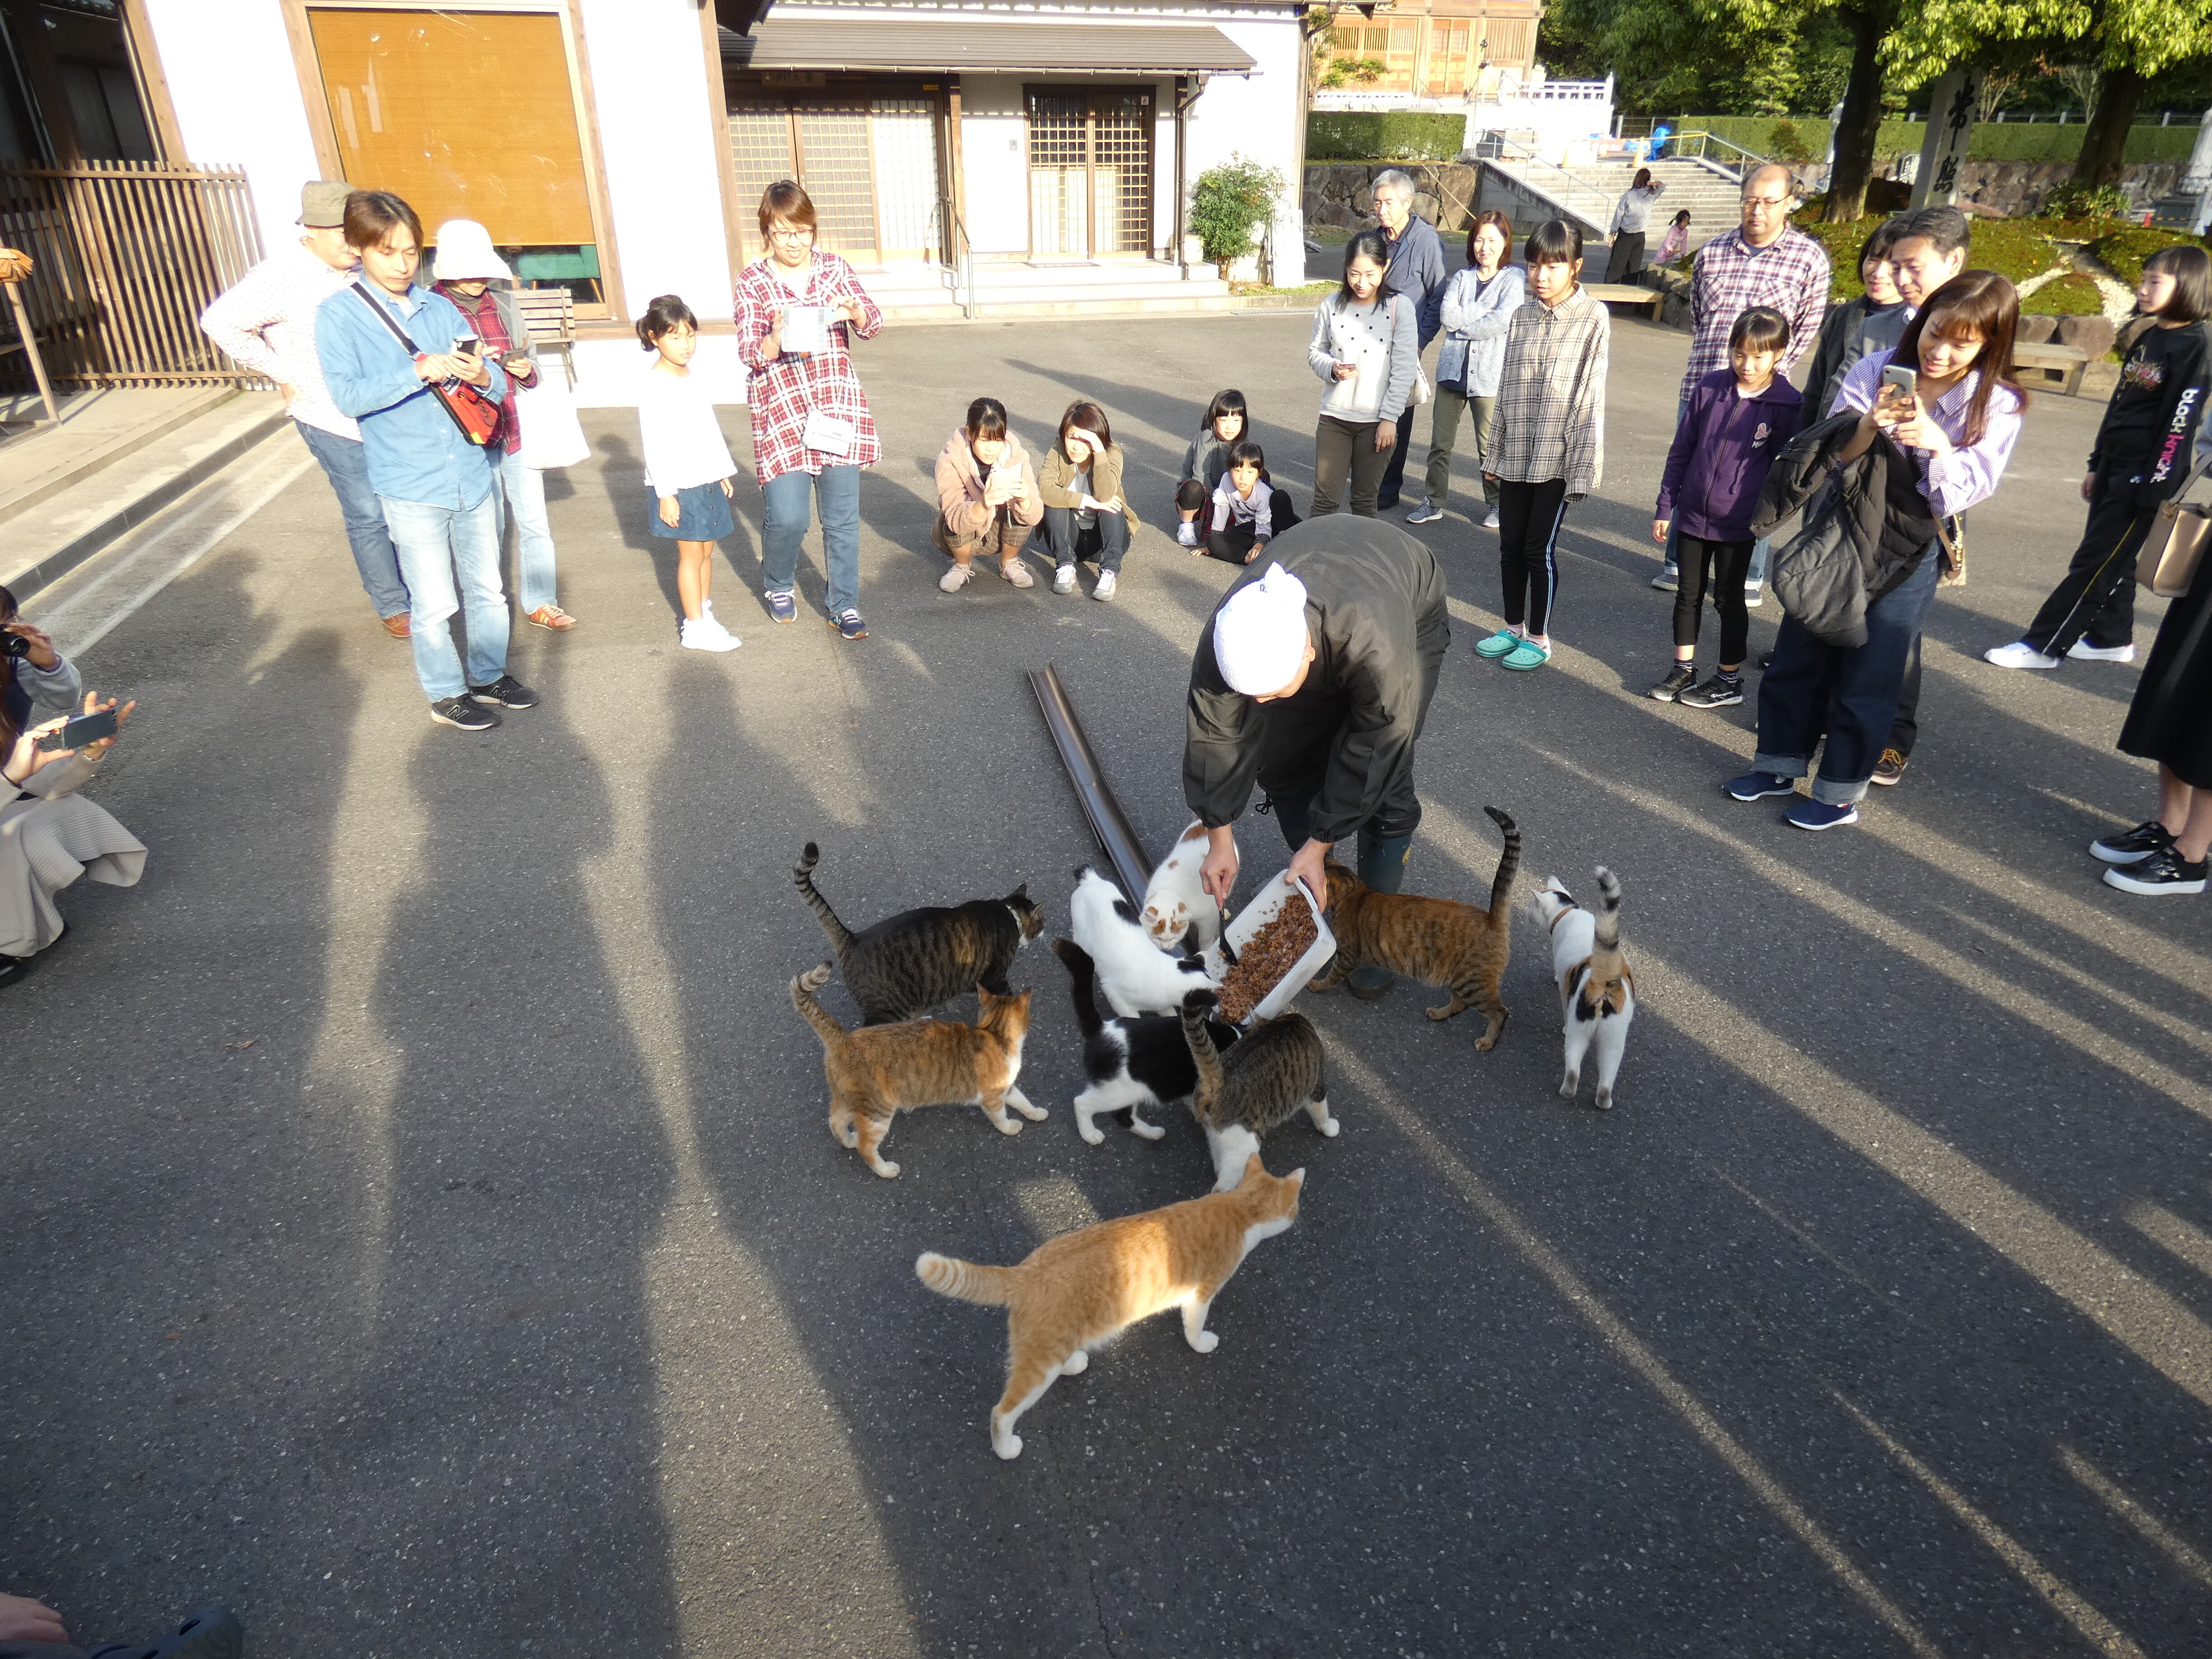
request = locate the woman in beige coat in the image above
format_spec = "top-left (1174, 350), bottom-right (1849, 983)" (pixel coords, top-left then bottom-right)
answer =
top-left (1036, 399), bottom-right (1132, 600)
top-left (932, 396), bottom-right (1044, 594)
top-left (2, 691), bottom-right (143, 985)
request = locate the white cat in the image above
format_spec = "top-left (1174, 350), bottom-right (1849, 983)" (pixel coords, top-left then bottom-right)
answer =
top-left (1532, 867), bottom-right (1636, 1111)
top-left (1069, 866), bottom-right (1217, 1017)
top-left (1141, 819), bottom-right (1220, 954)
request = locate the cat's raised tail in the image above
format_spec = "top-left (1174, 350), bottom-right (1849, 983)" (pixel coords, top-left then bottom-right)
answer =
top-left (1583, 867), bottom-right (1627, 1010)
top-left (792, 842), bottom-right (858, 958)
top-left (1051, 937), bottom-right (1105, 1037)
top-left (1482, 806), bottom-right (1522, 926)
top-left (916, 1251), bottom-right (1020, 1306)
top-left (1177, 987), bottom-right (1227, 1108)
top-left (789, 961), bottom-right (848, 1047)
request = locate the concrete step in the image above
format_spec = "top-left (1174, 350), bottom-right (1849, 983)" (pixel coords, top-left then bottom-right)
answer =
top-left (881, 290), bottom-right (1271, 324)
top-left (1, 390), bottom-right (290, 602)
top-left (0, 386), bottom-right (242, 529)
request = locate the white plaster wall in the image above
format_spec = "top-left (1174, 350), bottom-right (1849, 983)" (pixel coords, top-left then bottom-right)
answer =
top-left (957, 75), bottom-right (1030, 255)
top-left (1193, 14), bottom-right (1305, 283)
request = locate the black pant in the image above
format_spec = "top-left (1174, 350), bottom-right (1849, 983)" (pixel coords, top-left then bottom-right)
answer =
top-left (1496, 478), bottom-right (1569, 637)
top-left (1674, 533), bottom-right (1755, 663)
top-left (1039, 504), bottom-right (1129, 573)
top-left (1604, 232), bottom-right (1646, 285)
top-left (1376, 403), bottom-right (1418, 508)
top-left (2021, 471), bottom-right (2157, 655)
top-left (1313, 415), bottom-right (1391, 517)
top-left (1204, 492), bottom-right (1302, 565)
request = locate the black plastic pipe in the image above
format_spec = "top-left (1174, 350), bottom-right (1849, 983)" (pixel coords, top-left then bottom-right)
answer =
top-left (1028, 663), bottom-right (1157, 904)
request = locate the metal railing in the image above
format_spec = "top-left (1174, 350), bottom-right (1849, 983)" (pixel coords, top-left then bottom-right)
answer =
top-left (937, 196), bottom-right (979, 320)
top-left (1474, 135), bottom-right (1617, 232)
top-left (1652, 130), bottom-right (1768, 181)
top-left (0, 159), bottom-right (263, 387)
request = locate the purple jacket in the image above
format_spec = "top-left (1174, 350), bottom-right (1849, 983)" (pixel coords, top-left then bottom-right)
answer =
top-left (1656, 368), bottom-right (1805, 542)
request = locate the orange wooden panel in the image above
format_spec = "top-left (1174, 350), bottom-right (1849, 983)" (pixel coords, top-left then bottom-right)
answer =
top-left (306, 7), bottom-right (593, 246)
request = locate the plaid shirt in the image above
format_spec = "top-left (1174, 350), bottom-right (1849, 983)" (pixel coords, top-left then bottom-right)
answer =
top-left (735, 253), bottom-right (883, 483)
top-left (1489, 284), bottom-right (1610, 497)
top-left (198, 244), bottom-right (360, 440)
top-left (1683, 226), bottom-right (1831, 400)
top-left (436, 283), bottom-right (525, 454)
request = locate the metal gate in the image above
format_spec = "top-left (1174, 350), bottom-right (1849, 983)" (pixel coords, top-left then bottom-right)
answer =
top-left (0, 160), bottom-right (264, 387)
top-left (727, 97), bottom-right (940, 264)
top-left (1025, 87), bottom-right (1155, 260)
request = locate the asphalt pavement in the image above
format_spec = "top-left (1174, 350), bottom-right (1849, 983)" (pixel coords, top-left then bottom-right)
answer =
top-left (4, 305), bottom-right (2209, 1659)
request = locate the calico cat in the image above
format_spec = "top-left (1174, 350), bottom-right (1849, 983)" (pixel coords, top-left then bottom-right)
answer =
top-left (1310, 805), bottom-right (1520, 1049)
top-left (1052, 937), bottom-right (1242, 1145)
top-left (793, 841), bottom-right (1044, 1025)
top-left (1533, 868), bottom-right (1636, 1111)
top-left (1180, 988), bottom-right (1336, 1191)
top-left (1141, 818), bottom-right (1220, 954)
top-left (790, 963), bottom-right (1044, 1178)
top-left (916, 1153), bottom-right (1304, 1459)
top-left (1069, 865), bottom-right (1217, 1017)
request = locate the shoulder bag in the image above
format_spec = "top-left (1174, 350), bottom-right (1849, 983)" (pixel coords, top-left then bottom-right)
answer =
top-left (2136, 452), bottom-right (2212, 599)
top-left (350, 281), bottom-right (502, 447)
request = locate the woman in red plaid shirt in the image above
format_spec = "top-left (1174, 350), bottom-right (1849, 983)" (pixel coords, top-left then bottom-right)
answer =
top-left (735, 181), bottom-right (884, 641)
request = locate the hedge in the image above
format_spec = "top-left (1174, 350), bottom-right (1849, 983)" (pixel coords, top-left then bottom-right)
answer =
top-left (1664, 114), bottom-right (2195, 166)
top-left (2022, 273), bottom-right (2104, 315)
top-left (1306, 112), bottom-right (1466, 163)
top-left (2087, 225), bottom-right (2210, 285)
top-left (1790, 212), bottom-right (2058, 300)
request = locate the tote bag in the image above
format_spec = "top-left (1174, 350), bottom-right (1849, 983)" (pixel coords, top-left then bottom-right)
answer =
top-left (2137, 455), bottom-right (2212, 599)
top-left (516, 374), bottom-right (590, 470)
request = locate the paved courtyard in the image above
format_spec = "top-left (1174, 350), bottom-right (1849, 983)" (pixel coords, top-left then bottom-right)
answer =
top-left (4, 308), bottom-right (2210, 1658)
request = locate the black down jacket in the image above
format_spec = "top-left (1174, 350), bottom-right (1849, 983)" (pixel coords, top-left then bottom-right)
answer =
top-left (1750, 411), bottom-right (1940, 648)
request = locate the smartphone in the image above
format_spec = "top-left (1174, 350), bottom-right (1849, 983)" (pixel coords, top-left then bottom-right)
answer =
top-left (1880, 363), bottom-right (1917, 400)
top-left (452, 335), bottom-right (481, 358)
top-left (47, 708), bottom-right (117, 749)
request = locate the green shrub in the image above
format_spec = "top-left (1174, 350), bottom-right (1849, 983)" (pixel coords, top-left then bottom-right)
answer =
top-left (2041, 182), bottom-right (2132, 223)
top-left (2087, 225), bottom-right (2209, 286)
top-left (2022, 273), bottom-right (2104, 315)
top-left (1654, 114), bottom-right (2195, 167)
top-left (1306, 112), bottom-right (1467, 163)
top-left (1189, 155), bottom-right (1286, 271)
top-left (1789, 211), bottom-right (2058, 299)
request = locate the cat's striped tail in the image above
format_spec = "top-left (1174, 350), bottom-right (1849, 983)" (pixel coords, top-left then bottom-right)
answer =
top-left (916, 1251), bottom-right (1019, 1305)
top-left (1482, 806), bottom-right (1522, 928)
top-left (789, 962), bottom-right (848, 1048)
top-left (793, 842), bottom-right (858, 958)
top-left (1586, 867), bottom-right (1627, 995)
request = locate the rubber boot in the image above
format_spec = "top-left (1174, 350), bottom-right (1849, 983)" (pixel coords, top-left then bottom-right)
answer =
top-left (1347, 831), bottom-right (1412, 998)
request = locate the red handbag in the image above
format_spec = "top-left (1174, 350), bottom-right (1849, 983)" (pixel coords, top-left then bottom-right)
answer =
top-left (350, 281), bottom-right (503, 446)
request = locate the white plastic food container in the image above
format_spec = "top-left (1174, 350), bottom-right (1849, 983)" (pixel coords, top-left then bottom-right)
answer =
top-left (1219, 872), bottom-right (1337, 1026)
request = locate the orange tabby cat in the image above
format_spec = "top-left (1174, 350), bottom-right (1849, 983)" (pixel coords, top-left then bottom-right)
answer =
top-left (790, 962), bottom-right (1043, 1178)
top-left (917, 1153), bottom-right (1303, 1459)
top-left (1310, 805), bottom-right (1519, 1048)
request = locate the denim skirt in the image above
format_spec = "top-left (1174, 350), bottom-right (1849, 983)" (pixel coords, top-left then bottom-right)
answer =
top-left (650, 481), bottom-right (736, 541)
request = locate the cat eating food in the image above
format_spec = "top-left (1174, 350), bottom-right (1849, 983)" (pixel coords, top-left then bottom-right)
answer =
top-left (1533, 867), bottom-right (1637, 1110)
top-left (793, 842), bottom-right (1043, 1025)
top-left (915, 1153), bottom-right (1304, 1459)
top-left (1180, 988), bottom-right (1336, 1191)
top-left (790, 962), bottom-right (1044, 1177)
top-left (1069, 865), bottom-right (1217, 1017)
top-left (1052, 937), bottom-right (1242, 1144)
top-left (1310, 806), bottom-right (1520, 1049)
top-left (1140, 818), bottom-right (1220, 954)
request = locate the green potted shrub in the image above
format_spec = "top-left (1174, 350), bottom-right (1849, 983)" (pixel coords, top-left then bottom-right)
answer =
top-left (1189, 155), bottom-right (1287, 281)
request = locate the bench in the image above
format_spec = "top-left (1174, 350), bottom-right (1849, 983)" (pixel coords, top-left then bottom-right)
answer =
top-left (2013, 341), bottom-right (2090, 397)
top-left (1584, 281), bottom-right (1666, 321)
top-left (510, 286), bottom-right (577, 389)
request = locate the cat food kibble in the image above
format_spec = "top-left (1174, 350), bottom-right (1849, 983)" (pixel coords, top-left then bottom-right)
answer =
top-left (1217, 900), bottom-right (1320, 1023)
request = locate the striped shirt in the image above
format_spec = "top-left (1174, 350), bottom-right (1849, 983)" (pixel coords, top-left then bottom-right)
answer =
top-left (199, 243), bottom-right (361, 440)
top-left (1488, 284), bottom-right (1610, 497)
top-left (1682, 226), bottom-right (1832, 401)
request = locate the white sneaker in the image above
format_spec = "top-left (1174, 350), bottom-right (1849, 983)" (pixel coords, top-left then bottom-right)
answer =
top-left (1052, 563), bottom-right (1077, 595)
top-left (1093, 569), bottom-right (1117, 601)
top-left (1985, 641), bottom-right (2060, 670)
top-left (1176, 521), bottom-right (1198, 548)
top-left (2067, 638), bottom-right (2137, 663)
top-left (681, 617), bottom-right (740, 652)
top-left (1744, 581), bottom-right (1763, 608)
top-left (939, 562), bottom-right (972, 594)
top-left (1481, 510), bottom-right (1501, 530)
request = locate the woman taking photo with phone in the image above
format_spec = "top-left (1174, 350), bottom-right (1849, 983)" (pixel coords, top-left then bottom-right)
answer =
top-left (1306, 230), bottom-right (1418, 518)
top-left (1, 689), bottom-right (142, 988)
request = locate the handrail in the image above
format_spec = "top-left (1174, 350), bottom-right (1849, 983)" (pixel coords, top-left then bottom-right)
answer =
top-left (1650, 129), bottom-right (1769, 181)
top-left (1477, 135), bottom-right (1616, 230)
top-left (937, 196), bottom-right (979, 320)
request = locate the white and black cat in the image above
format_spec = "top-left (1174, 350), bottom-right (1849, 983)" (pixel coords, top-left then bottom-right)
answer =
top-left (1051, 937), bottom-right (1242, 1145)
top-left (1533, 868), bottom-right (1636, 1111)
top-left (1068, 866), bottom-right (1217, 1017)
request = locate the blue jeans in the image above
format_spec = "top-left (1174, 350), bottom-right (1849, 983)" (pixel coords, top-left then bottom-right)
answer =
top-left (381, 492), bottom-right (509, 701)
top-left (496, 448), bottom-right (558, 613)
top-left (1039, 504), bottom-right (1129, 573)
top-left (1660, 394), bottom-right (1771, 586)
top-left (296, 418), bottom-right (408, 618)
top-left (1753, 551), bottom-right (1939, 804)
top-left (762, 464), bottom-right (861, 615)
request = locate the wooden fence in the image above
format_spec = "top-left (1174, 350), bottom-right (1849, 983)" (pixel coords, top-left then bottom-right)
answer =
top-left (0, 160), bottom-right (264, 388)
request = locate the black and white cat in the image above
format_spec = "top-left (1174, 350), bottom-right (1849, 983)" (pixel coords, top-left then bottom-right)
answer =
top-left (1068, 866), bottom-right (1217, 1017)
top-left (1532, 868), bottom-right (1636, 1111)
top-left (1051, 938), bottom-right (1241, 1144)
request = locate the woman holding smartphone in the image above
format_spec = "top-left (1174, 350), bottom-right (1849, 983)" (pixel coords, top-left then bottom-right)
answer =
top-left (1, 689), bottom-right (141, 985)
top-left (1306, 230), bottom-right (1418, 518)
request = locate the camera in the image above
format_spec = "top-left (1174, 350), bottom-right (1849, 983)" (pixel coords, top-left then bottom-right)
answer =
top-left (2, 631), bottom-right (32, 660)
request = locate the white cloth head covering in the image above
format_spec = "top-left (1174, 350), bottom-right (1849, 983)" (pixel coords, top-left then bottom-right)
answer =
top-left (429, 220), bottom-right (513, 282)
top-left (1212, 563), bottom-right (1311, 694)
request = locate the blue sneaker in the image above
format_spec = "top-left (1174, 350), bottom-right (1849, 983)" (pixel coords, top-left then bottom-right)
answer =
top-left (1724, 771), bottom-right (1797, 802)
top-left (1475, 627), bottom-right (1523, 660)
top-left (766, 589), bottom-right (798, 624)
top-left (832, 607), bottom-right (868, 641)
top-left (1785, 797), bottom-right (1859, 831)
top-left (1500, 639), bottom-right (1552, 671)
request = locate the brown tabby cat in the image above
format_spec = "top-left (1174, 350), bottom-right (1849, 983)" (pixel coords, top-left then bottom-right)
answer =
top-left (916, 1153), bottom-right (1304, 1459)
top-left (1310, 805), bottom-right (1520, 1048)
top-left (1181, 988), bottom-right (1336, 1190)
top-left (790, 962), bottom-right (1044, 1178)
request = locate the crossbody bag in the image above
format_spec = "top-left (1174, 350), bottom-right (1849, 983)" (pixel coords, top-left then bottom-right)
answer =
top-left (350, 281), bottom-right (502, 447)
top-left (2137, 452), bottom-right (2212, 598)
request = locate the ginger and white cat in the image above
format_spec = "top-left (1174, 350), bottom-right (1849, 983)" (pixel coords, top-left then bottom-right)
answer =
top-left (1532, 868), bottom-right (1636, 1110)
top-left (791, 963), bottom-right (1045, 1176)
top-left (1140, 818), bottom-right (1220, 954)
top-left (1069, 865), bottom-right (1217, 1017)
top-left (916, 1153), bottom-right (1304, 1459)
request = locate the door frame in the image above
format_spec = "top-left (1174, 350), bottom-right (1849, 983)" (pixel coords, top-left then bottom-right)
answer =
top-left (1021, 81), bottom-right (1158, 263)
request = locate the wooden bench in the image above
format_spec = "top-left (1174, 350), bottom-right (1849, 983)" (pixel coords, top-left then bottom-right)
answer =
top-left (510, 286), bottom-right (577, 389)
top-left (1584, 281), bottom-right (1666, 321)
top-left (2014, 341), bottom-right (2090, 397)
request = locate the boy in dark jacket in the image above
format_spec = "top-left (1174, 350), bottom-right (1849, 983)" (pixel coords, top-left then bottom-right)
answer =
top-left (1650, 307), bottom-right (1804, 708)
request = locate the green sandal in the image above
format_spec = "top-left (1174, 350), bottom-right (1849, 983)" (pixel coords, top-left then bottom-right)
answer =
top-left (1474, 628), bottom-right (1523, 660)
top-left (1501, 640), bottom-right (1553, 671)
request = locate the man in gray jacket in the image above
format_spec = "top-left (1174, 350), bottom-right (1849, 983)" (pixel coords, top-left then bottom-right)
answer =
top-left (1369, 170), bottom-right (1447, 515)
top-left (1184, 516), bottom-right (1450, 994)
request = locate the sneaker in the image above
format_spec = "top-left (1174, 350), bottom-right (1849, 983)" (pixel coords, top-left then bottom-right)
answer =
top-left (1093, 569), bottom-right (1118, 601)
top-left (939, 562), bottom-right (973, 594)
top-left (1870, 748), bottom-right (1908, 786)
top-left (2103, 845), bottom-right (2208, 895)
top-left (466, 674), bottom-right (538, 708)
top-left (832, 608), bottom-right (867, 641)
top-left (766, 589), bottom-right (798, 624)
top-left (680, 617), bottom-right (740, 652)
top-left (1475, 627), bottom-right (1523, 660)
top-left (1649, 663), bottom-right (1696, 702)
top-left (1786, 797), bottom-right (1860, 831)
top-left (1176, 521), bottom-right (1199, 548)
top-left (1985, 641), bottom-right (2061, 670)
top-left (1757, 651), bottom-right (1775, 670)
top-left (1481, 509), bottom-right (1501, 530)
top-left (430, 695), bottom-right (498, 731)
top-left (1678, 672), bottom-right (1744, 708)
top-left (1724, 770), bottom-right (1796, 802)
top-left (998, 558), bottom-right (1034, 589)
top-left (1651, 564), bottom-right (1680, 591)
top-left (1404, 501), bottom-right (1444, 525)
top-left (1052, 563), bottom-right (1078, 595)
top-left (2090, 819), bottom-right (2175, 862)
top-left (1501, 639), bottom-right (1551, 671)
top-left (2067, 639), bottom-right (2137, 664)
top-left (525, 604), bottom-right (576, 631)
top-left (1744, 581), bottom-right (1763, 609)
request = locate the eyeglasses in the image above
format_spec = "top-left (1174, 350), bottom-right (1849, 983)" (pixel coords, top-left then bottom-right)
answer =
top-left (1743, 195), bottom-right (1790, 210)
top-left (768, 226), bottom-right (814, 243)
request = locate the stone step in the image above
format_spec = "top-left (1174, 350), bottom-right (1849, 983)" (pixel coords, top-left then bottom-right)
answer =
top-left (0, 386), bottom-right (242, 529)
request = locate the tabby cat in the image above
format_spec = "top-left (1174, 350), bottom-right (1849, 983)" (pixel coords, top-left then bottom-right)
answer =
top-left (1311, 805), bottom-right (1520, 1049)
top-left (1052, 937), bottom-right (1241, 1145)
top-left (1534, 867), bottom-right (1637, 1111)
top-left (793, 841), bottom-right (1044, 1025)
top-left (1180, 988), bottom-right (1336, 1191)
top-left (790, 963), bottom-right (1044, 1178)
top-left (916, 1153), bottom-right (1304, 1459)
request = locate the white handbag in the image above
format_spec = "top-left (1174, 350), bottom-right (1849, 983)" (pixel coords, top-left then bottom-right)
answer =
top-left (516, 370), bottom-right (590, 470)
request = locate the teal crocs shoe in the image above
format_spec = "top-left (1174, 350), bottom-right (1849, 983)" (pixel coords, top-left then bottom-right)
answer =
top-left (1474, 628), bottom-right (1523, 660)
top-left (1500, 639), bottom-right (1552, 671)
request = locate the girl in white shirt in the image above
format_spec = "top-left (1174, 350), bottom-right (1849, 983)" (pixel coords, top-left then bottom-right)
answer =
top-left (1205, 440), bottom-right (1301, 565)
top-left (636, 295), bottom-right (740, 652)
